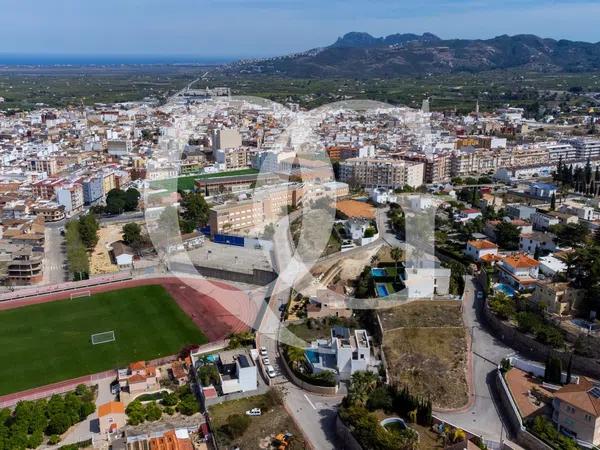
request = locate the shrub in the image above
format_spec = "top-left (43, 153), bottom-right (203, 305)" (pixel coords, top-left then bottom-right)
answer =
top-left (366, 386), bottom-right (393, 412)
top-left (224, 414), bottom-right (250, 439)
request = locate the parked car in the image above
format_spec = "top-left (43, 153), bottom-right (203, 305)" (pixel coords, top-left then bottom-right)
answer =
top-left (266, 365), bottom-right (276, 378)
top-left (246, 408), bottom-right (262, 416)
top-left (259, 346), bottom-right (268, 357)
top-left (476, 291), bottom-right (484, 300)
top-left (262, 356), bottom-right (270, 365)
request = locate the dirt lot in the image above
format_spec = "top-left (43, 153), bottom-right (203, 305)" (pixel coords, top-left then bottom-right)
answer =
top-left (379, 300), bottom-right (462, 331)
top-left (90, 223), bottom-right (124, 275)
top-left (381, 301), bottom-right (468, 409)
top-left (383, 327), bottom-right (468, 409)
top-left (208, 391), bottom-right (305, 450)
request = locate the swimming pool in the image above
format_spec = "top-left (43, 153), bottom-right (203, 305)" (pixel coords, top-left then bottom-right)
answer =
top-left (305, 349), bottom-right (320, 364)
top-left (205, 354), bottom-right (218, 363)
top-left (494, 283), bottom-right (516, 297)
top-left (376, 283), bottom-right (389, 297)
top-left (371, 268), bottom-right (387, 277)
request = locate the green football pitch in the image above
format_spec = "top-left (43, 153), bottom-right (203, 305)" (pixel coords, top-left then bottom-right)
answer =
top-left (0, 285), bottom-right (208, 396)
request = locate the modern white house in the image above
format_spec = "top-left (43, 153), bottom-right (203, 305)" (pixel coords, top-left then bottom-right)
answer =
top-left (217, 349), bottom-right (258, 394)
top-left (306, 327), bottom-right (374, 380)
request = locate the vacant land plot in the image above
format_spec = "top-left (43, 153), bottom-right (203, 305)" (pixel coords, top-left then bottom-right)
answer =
top-left (0, 285), bottom-right (208, 395)
top-left (383, 327), bottom-right (468, 409)
top-left (209, 391), bottom-right (305, 450)
top-left (380, 301), bottom-right (467, 409)
top-left (379, 300), bottom-right (462, 330)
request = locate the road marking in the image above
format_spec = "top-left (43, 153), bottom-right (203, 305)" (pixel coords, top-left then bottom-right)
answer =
top-left (303, 394), bottom-right (317, 410)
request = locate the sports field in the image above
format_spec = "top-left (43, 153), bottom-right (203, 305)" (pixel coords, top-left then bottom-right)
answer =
top-left (0, 285), bottom-right (208, 396)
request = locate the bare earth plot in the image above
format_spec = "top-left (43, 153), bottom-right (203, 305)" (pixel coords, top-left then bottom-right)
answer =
top-left (380, 301), bottom-right (468, 409)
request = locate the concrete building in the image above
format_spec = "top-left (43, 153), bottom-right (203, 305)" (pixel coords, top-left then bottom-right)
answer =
top-left (519, 232), bottom-right (558, 256)
top-left (307, 326), bottom-right (373, 381)
top-left (208, 184), bottom-right (303, 235)
top-left (107, 140), bottom-right (132, 156)
top-left (28, 157), bottom-right (58, 176)
top-left (465, 239), bottom-right (498, 262)
top-left (98, 401), bottom-right (126, 435)
top-left (56, 182), bottom-right (84, 216)
top-left (553, 378), bottom-right (600, 446)
top-left (214, 147), bottom-right (252, 169)
top-left (81, 174), bottom-right (103, 205)
top-left (212, 128), bottom-right (242, 151)
top-left (339, 158), bottom-right (424, 189)
top-left (217, 349), bottom-right (257, 394)
top-left (497, 254), bottom-right (540, 291)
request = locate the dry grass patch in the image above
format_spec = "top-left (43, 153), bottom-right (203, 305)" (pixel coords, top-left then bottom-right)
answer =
top-left (379, 300), bottom-right (462, 330)
top-left (383, 324), bottom-right (468, 409)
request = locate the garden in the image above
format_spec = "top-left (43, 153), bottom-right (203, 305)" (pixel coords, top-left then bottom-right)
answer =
top-left (125, 384), bottom-right (200, 425)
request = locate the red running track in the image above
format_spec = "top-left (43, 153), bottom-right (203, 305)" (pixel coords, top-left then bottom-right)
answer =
top-left (0, 276), bottom-right (259, 342)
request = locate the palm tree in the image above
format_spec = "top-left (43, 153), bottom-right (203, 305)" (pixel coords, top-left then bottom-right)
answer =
top-left (390, 247), bottom-right (403, 279)
top-left (348, 371), bottom-right (378, 406)
top-left (286, 345), bottom-right (306, 371)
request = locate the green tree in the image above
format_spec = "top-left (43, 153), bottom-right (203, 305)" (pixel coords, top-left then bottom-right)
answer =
top-left (180, 191), bottom-right (209, 231)
top-left (390, 247), bottom-right (403, 280)
top-left (122, 222), bottom-right (142, 246)
top-left (105, 188), bottom-right (127, 215)
top-left (544, 354), bottom-right (563, 384)
top-left (494, 221), bottom-right (521, 250)
top-left (78, 213), bottom-right (99, 250)
top-left (124, 188), bottom-right (140, 211)
top-left (347, 371), bottom-right (378, 407)
top-left (144, 402), bottom-right (162, 422)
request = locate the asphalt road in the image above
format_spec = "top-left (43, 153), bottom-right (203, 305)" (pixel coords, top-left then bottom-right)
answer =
top-left (437, 276), bottom-right (513, 443)
top-left (43, 223), bottom-right (67, 285)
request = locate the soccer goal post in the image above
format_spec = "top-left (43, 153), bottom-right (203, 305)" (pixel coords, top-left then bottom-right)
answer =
top-left (91, 331), bottom-right (116, 345)
top-left (70, 290), bottom-right (91, 300)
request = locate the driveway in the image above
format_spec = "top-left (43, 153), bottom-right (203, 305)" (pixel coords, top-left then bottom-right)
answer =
top-left (43, 224), bottom-right (67, 285)
top-left (436, 276), bottom-right (513, 443)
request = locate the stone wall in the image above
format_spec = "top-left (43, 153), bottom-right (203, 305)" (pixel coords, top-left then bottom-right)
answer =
top-left (494, 369), bottom-right (553, 450)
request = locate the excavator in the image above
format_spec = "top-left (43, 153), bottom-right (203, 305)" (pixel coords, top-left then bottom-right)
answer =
top-left (273, 432), bottom-right (293, 450)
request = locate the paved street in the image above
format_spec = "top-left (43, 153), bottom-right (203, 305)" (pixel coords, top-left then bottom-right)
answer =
top-left (43, 222), bottom-right (67, 285)
top-left (437, 277), bottom-right (513, 442)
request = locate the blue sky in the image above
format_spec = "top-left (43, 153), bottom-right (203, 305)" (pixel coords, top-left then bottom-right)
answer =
top-left (0, 0), bottom-right (599, 58)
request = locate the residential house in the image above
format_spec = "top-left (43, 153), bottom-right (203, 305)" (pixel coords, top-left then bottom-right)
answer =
top-left (528, 183), bottom-right (557, 199)
top-left (532, 281), bottom-right (584, 315)
top-left (98, 401), bottom-right (126, 435)
top-left (531, 212), bottom-right (561, 231)
top-left (306, 326), bottom-right (374, 380)
top-left (553, 378), bottom-right (600, 446)
top-left (455, 208), bottom-right (482, 223)
top-left (497, 253), bottom-right (540, 291)
top-left (217, 349), bottom-right (257, 394)
top-left (538, 255), bottom-right (568, 277)
top-left (118, 361), bottom-right (158, 394)
top-left (519, 231), bottom-right (557, 256)
top-left (465, 239), bottom-right (498, 262)
top-left (506, 204), bottom-right (537, 221)
top-left (307, 289), bottom-right (352, 319)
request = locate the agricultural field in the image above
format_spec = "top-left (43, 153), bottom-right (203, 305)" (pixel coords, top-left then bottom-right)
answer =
top-left (0, 285), bottom-right (208, 395)
top-left (380, 301), bottom-right (468, 409)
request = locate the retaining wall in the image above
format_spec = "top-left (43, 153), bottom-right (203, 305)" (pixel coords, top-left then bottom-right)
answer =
top-left (483, 302), bottom-right (600, 379)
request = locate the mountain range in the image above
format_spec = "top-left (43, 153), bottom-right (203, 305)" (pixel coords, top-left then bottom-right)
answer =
top-left (223, 32), bottom-right (600, 77)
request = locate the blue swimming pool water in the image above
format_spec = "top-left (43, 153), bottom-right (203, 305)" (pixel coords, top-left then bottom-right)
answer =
top-left (371, 268), bottom-right (387, 277)
top-left (376, 284), bottom-right (389, 297)
top-left (305, 349), bottom-right (320, 364)
top-left (494, 283), bottom-right (516, 297)
top-left (205, 354), bottom-right (218, 363)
